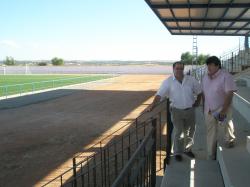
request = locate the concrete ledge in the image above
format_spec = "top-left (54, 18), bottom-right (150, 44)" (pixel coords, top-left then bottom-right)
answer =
top-left (217, 109), bottom-right (250, 187)
top-left (217, 144), bottom-right (250, 187)
top-left (247, 136), bottom-right (250, 154)
top-left (235, 79), bottom-right (247, 87)
top-left (217, 146), bottom-right (232, 187)
top-left (238, 76), bottom-right (250, 87)
top-left (233, 92), bottom-right (250, 123)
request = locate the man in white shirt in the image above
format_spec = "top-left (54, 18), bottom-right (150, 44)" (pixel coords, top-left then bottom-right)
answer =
top-left (149, 62), bottom-right (202, 161)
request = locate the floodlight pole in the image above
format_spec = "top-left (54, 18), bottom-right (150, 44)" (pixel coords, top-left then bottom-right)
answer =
top-left (192, 35), bottom-right (198, 75)
top-left (245, 35), bottom-right (249, 50)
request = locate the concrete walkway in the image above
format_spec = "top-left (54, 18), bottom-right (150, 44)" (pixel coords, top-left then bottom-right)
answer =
top-left (160, 106), bottom-right (224, 187)
top-left (161, 69), bottom-right (250, 187)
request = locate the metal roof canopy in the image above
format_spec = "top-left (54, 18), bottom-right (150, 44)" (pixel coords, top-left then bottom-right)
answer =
top-left (145, 0), bottom-right (250, 36)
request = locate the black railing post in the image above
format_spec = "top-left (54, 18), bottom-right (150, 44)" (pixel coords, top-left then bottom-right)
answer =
top-left (136, 119), bottom-right (138, 147)
top-left (128, 131), bottom-right (131, 159)
top-left (107, 146), bottom-right (111, 187)
top-left (158, 112), bottom-right (162, 169)
top-left (164, 98), bottom-right (173, 168)
top-left (151, 118), bottom-right (157, 187)
top-left (100, 143), bottom-right (104, 187)
top-left (80, 163), bottom-right (84, 187)
top-left (73, 158), bottom-right (77, 187)
top-left (93, 155), bottom-right (97, 187)
top-left (114, 141), bottom-right (118, 177)
top-left (121, 135), bottom-right (124, 168)
top-left (104, 149), bottom-right (107, 187)
top-left (87, 157), bottom-right (90, 187)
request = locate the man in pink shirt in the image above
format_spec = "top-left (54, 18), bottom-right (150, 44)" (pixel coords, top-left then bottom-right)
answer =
top-left (202, 56), bottom-right (237, 160)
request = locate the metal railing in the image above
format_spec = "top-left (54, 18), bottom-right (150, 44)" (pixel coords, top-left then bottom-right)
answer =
top-left (189, 65), bottom-right (206, 82)
top-left (189, 44), bottom-right (250, 80)
top-left (41, 99), bottom-right (172, 187)
top-left (111, 118), bottom-right (157, 187)
top-left (220, 45), bottom-right (250, 74)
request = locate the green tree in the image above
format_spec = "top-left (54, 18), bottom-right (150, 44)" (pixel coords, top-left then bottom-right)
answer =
top-left (4, 56), bottom-right (15, 66)
top-left (180, 52), bottom-right (209, 65)
top-left (181, 52), bottom-right (193, 65)
top-left (197, 54), bottom-right (210, 65)
top-left (37, 62), bottom-right (47, 66)
top-left (51, 57), bottom-right (64, 66)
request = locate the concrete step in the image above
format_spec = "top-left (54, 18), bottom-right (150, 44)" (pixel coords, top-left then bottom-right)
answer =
top-left (161, 158), bottom-right (224, 187)
top-left (217, 109), bottom-right (250, 187)
top-left (160, 107), bottom-right (224, 187)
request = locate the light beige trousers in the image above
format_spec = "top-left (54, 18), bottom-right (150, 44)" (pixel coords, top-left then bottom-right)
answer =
top-left (171, 107), bottom-right (196, 155)
top-left (204, 107), bottom-right (235, 160)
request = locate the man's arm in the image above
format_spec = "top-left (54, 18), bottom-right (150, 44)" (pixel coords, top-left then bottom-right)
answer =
top-left (201, 93), bottom-right (205, 113)
top-left (148, 77), bottom-right (169, 112)
top-left (193, 93), bottom-right (202, 107)
top-left (220, 91), bottom-right (234, 116)
top-left (192, 77), bottom-right (202, 107)
top-left (148, 95), bottom-right (161, 112)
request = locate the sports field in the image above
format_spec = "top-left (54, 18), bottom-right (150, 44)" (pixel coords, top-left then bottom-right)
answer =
top-left (0, 74), bottom-right (112, 96)
top-left (0, 74), bottom-right (167, 187)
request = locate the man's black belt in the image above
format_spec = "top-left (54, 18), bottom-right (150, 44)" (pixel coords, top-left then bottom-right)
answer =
top-left (183, 107), bottom-right (192, 110)
top-left (173, 107), bottom-right (192, 110)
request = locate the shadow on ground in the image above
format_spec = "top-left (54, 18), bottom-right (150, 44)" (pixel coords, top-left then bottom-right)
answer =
top-left (0, 88), bottom-right (155, 187)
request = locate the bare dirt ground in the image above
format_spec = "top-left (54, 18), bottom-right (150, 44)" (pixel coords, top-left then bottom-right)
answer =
top-left (0, 75), bottom-right (167, 187)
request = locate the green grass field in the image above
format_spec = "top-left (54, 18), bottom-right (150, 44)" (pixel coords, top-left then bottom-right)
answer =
top-left (0, 74), bottom-right (112, 97)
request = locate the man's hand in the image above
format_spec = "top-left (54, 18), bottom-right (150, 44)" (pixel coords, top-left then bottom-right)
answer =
top-left (218, 111), bottom-right (227, 122)
top-left (192, 102), bottom-right (199, 107)
top-left (147, 95), bottom-right (161, 112)
top-left (147, 104), bottom-right (154, 112)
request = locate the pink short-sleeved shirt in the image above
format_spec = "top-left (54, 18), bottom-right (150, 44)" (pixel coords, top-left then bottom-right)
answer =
top-left (202, 69), bottom-right (237, 113)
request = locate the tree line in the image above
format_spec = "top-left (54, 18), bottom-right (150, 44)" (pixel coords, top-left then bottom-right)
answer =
top-left (2, 56), bottom-right (64, 66)
top-left (2, 52), bottom-right (209, 66)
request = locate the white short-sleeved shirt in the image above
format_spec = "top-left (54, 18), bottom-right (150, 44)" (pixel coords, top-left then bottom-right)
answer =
top-left (156, 75), bottom-right (202, 109)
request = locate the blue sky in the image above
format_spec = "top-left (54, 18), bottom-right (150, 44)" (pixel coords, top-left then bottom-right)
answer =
top-left (0, 0), bottom-right (242, 61)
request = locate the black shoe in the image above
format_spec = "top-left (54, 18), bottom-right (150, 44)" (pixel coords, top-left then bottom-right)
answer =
top-left (184, 151), bottom-right (195, 158)
top-left (175, 155), bottom-right (182, 162)
top-left (225, 141), bottom-right (235, 148)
